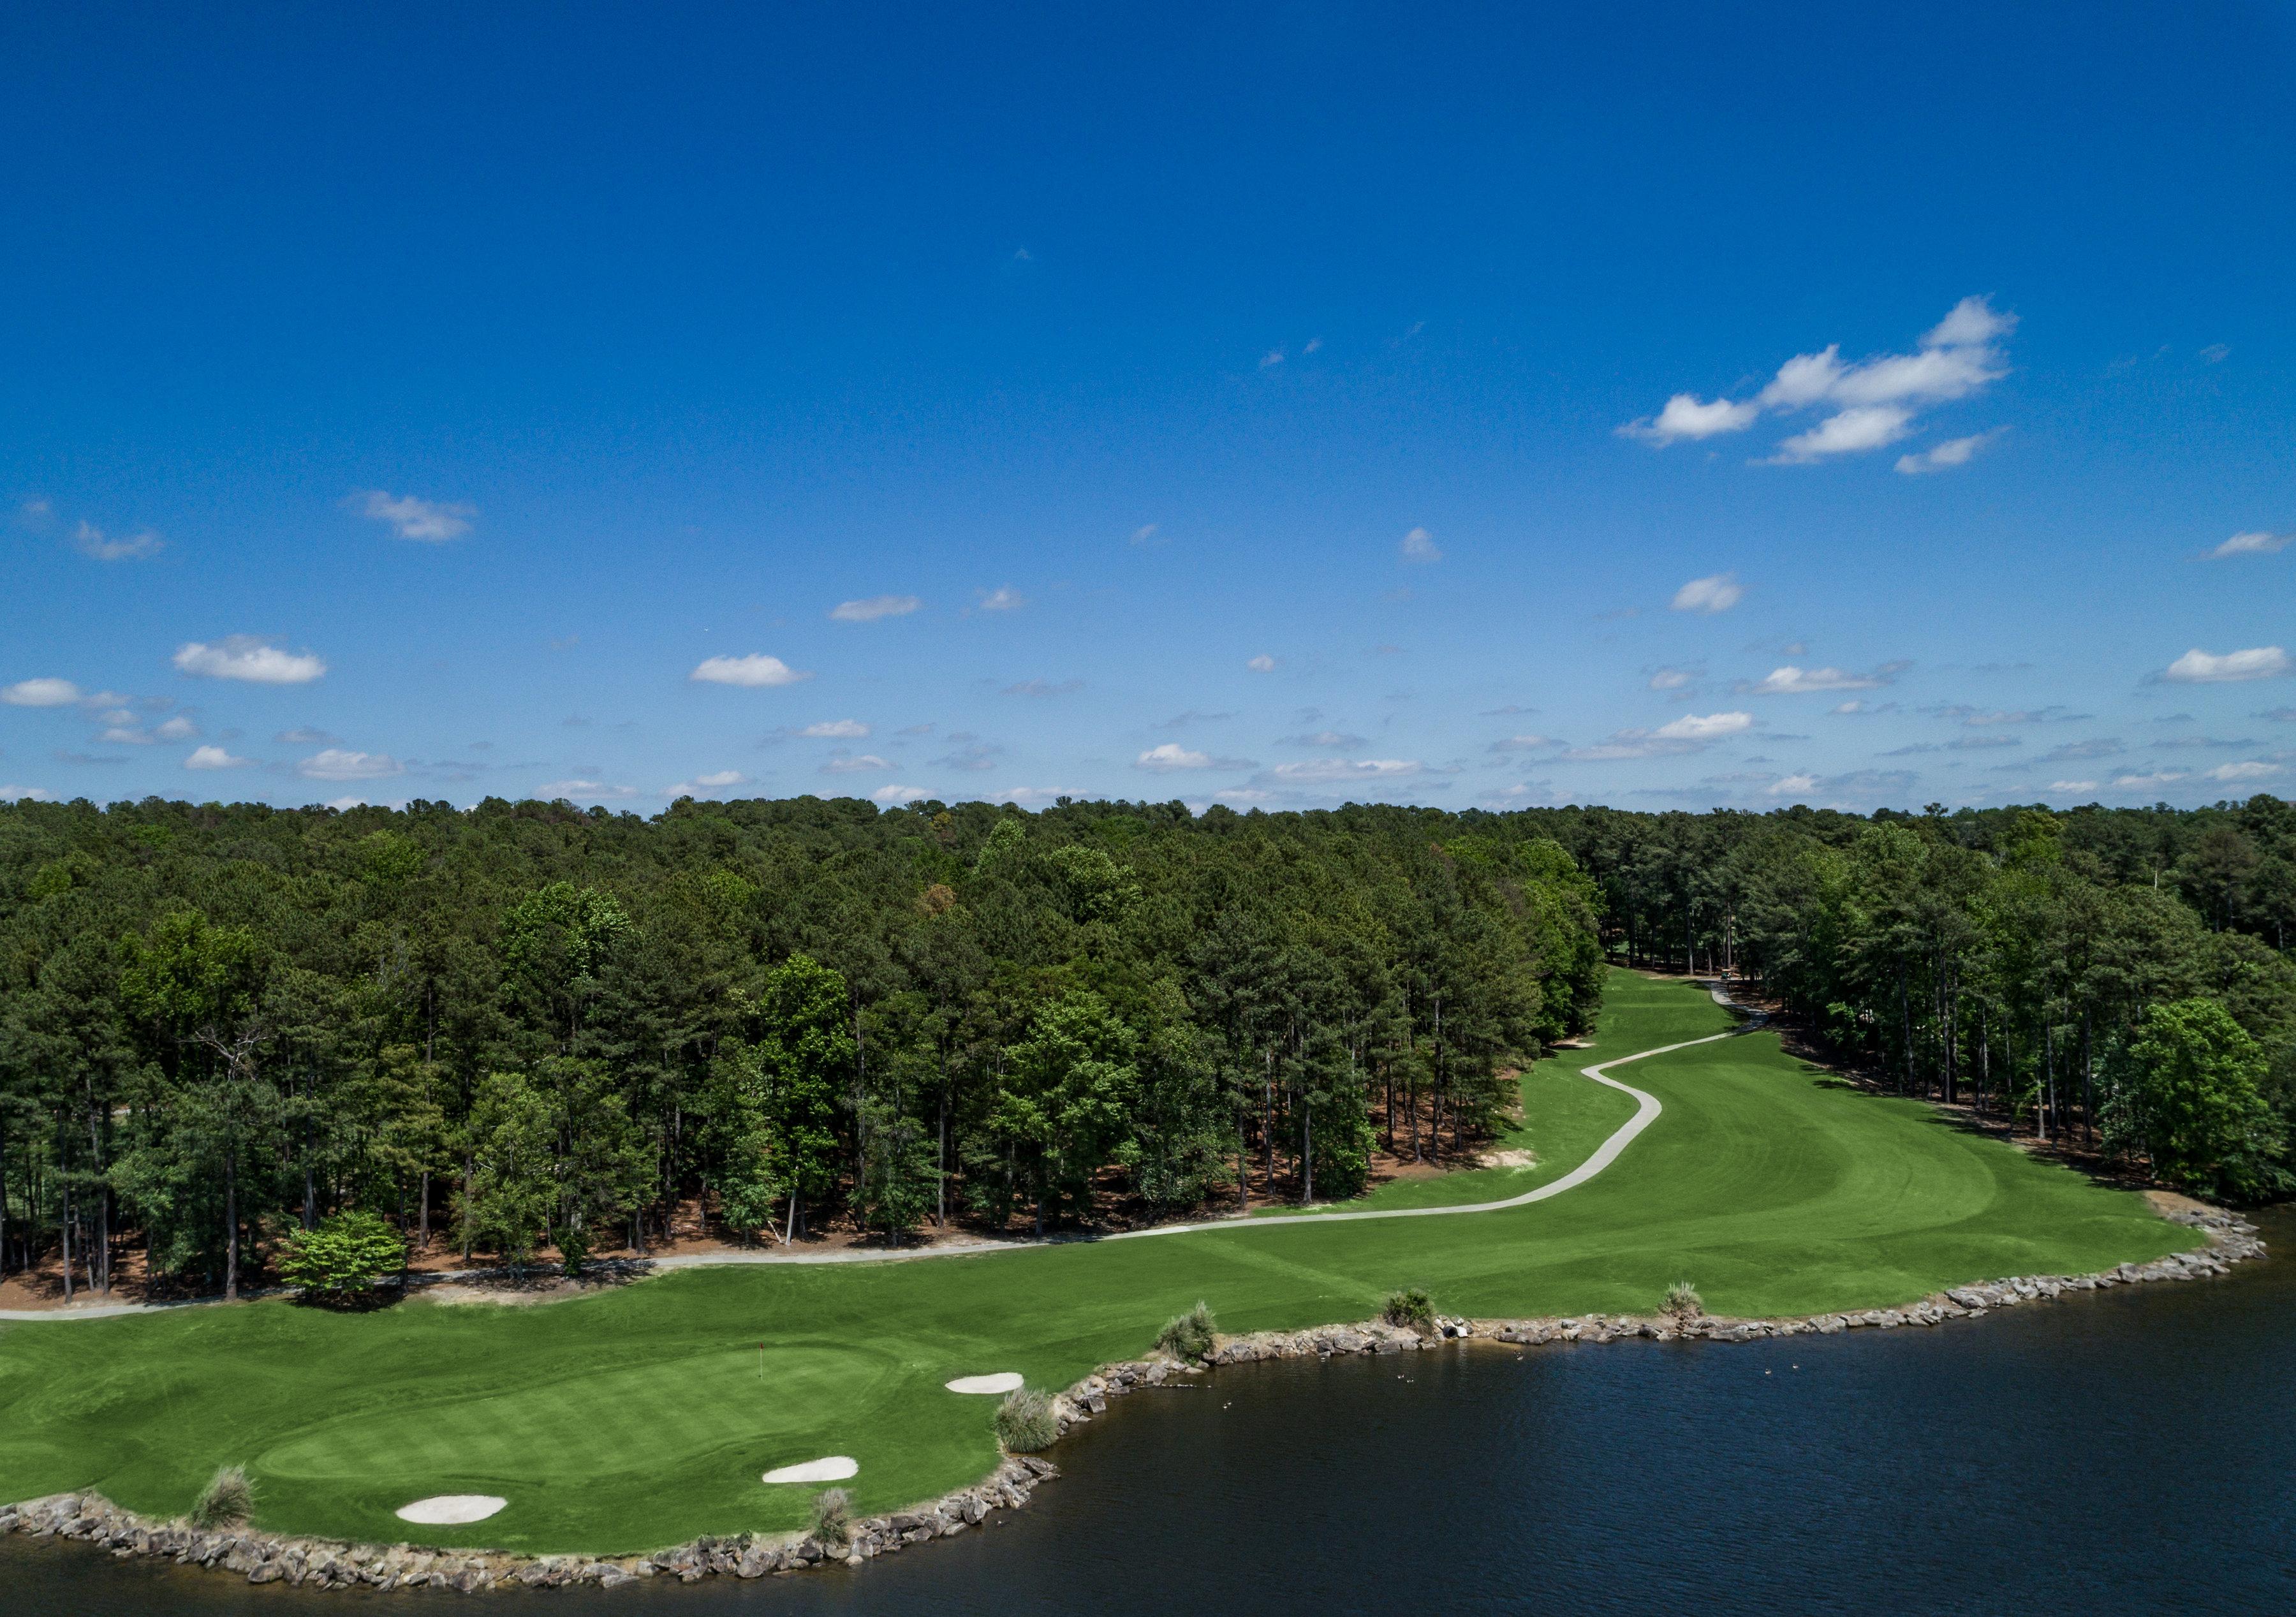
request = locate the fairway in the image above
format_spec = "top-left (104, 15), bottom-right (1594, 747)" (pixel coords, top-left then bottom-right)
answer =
top-left (0, 971), bottom-right (2197, 1557)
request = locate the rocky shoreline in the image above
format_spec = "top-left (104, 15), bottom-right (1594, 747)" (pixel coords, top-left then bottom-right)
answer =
top-left (1, 1207), bottom-right (2263, 1593)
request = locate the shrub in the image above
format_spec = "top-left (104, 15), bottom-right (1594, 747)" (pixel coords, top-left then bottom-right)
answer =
top-left (1156, 1300), bottom-right (1216, 1360)
top-left (1383, 1287), bottom-right (1435, 1335)
top-left (996, 1388), bottom-right (1059, 1453)
top-left (190, 1465), bottom-right (254, 1529)
top-left (807, 1487), bottom-right (851, 1547)
top-left (278, 1209), bottom-right (406, 1300)
top-left (1661, 1281), bottom-right (1704, 1321)
top-left (557, 1223), bottom-right (591, 1278)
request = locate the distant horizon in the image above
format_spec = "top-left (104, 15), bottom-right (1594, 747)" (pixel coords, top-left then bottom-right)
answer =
top-left (6, 6), bottom-right (2292, 817)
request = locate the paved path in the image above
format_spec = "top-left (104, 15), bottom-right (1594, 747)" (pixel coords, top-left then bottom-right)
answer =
top-left (0, 979), bottom-right (1761, 1318)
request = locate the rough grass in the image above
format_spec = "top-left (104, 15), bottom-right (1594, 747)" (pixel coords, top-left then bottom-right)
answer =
top-left (1154, 1301), bottom-right (1216, 1361)
top-left (1382, 1287), bottom-right (1436, 1334)
top-left (806, 1487), bottom-right (850, 1546)
top-left (0, 971), bottom-right (2198, 1556)
top-left (994, 1389), bottom-right (1059, 1454)
top-left (1661, 1281), bottom-right (1704, 1321)
top-left (189, 1465), bottom-right (253, 1529)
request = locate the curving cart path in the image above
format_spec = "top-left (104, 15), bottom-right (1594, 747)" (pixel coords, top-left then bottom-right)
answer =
top-left (0, 982), bottom-right (1761, 1319)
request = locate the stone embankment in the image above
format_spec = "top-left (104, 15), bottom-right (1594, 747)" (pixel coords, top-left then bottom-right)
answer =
top-left (1, 1210), bottom-right (2262, 1592)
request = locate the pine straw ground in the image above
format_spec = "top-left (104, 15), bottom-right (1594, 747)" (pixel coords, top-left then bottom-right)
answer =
top-left (0, 970), bottom-right (2193, 1556)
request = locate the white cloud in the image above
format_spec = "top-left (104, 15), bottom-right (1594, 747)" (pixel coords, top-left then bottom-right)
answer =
top-left (537, 779), bottom-right (639, 800)
top-left (2050, 780), bottom-right (2100, 794)
top-left (1259, 349), bottom-right (1284, 369)
top-left (353, 490), bottom-right (473, 542)
top-left (664, 769), bottom-right (747, 797)
top-left (1748, 665), bottom-right (1885, 695)
top-left (1670, 573), bottom-right (1744, 614)
top-left (300, 748), bottom-right (404, 781)
top-left (798, 719), bottom-right (870, 738)
top-left (1767, 405), bottom-right (1913, 464)
top-left (1896, 431), bottom-right (1999, 475)
top-left (1131, 524), bottom-right (1160, 544)
top-left (872, 784), bottom-right (930, 805)
top-left (174, 636), bottom-right (327, 684)
top-left (1002, 678), bottom-right (1084, 698)
top-left (1247, 654), bottom-right (1277, 672)
top-left (1649, 668), bottom-right (1693, 690)
top-left (184, 744), bottom-right (249, 770)
top-left (976, 585), bottom-right (1025, 612)
top-left (2205, 760), bottom-right (2280, 782)
top-left (820, 753), bottom-right (892, 774)
top-left (829, 594), bottom-right (922, 623)
top-left (3, 677), bottom-right (84, 707)
top-left (323, 795), bottom-right (367, 811)
top-left (2110, 770), bottom-right (2189, 790)
top-left (2200, 343), bottom-right (2230, 364)
top-left (154, 715), bottom-right (198, 741)
top-left (1656, 711), bottom-right (1753, 740)
top-left (2160, 646), bottom-right (2291, 684)
top-left (691, 653), bottom-right (811, 687)
top-left (101, 727), bottom-right (152, 744)
top-left (1137, 744), bottom-right (1214, 771)
top-left (0, 785), bottom-right (56, 801)
top-left (1765, 773), bottom-right (1819, 796)
top-left (2209, 530), bottom-right (2290, 559)
top-left (1399, 526), bottom-right (1443, 563)
top-left (1269, 758), bottom-right (1423, 783)
top-left (1489, 735), bottom-right (1557, 753)
top-left (1619, 394), bottom-right (1762, 444)
top-left (73, 521), bottom-right (164, 561)
top-left (996, 787), bottom-right (1078, 806)
top-left (1628, 296), bottom-right (2014, 464)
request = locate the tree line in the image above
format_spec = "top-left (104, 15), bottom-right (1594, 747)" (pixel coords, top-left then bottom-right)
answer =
top-left (0, 795), bottom-right (1604, 1297)
top-left (4, 790), bottom-right (2290, 1303)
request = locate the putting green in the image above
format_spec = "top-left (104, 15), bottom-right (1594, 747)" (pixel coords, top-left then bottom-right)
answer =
top-left (0, 971), bottom-right (2196, 1556)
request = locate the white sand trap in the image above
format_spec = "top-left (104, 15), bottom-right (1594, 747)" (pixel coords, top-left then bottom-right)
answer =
top-left (762, 1456), bottom-right (858, 1485)
top-left (395, 1495), bottom-right (506, 1525)
top-left (945, 1372), bottom-right (1025, 1395)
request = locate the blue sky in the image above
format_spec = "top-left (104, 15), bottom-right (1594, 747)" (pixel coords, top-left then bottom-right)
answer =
top-left (4, 3), bottom-right (2293, 815)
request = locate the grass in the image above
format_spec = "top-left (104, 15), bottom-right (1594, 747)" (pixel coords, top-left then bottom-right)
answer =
top-left (0, 970), bottom-right (2196, 1558)
top-left (1154, 1301), bottom-right (1215, 1361)
top-left (994, 1389), bottom-right (1058, 1453)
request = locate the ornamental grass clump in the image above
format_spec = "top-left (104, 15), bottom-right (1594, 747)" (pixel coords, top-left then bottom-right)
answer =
top-left (807, 1487), bottom-right (851, 1547)
top-left (1383, 1287), bottom-right (1436, 1336)
top-left (1661, 1281), bottom-right (1705, 1322)
top-left (190, 1465), bottom-right (254, 1530)
top-left (996, 1388), bottom-right (1059, 1453)
top-left (1156, 1299), bottom-right (1216, 1361)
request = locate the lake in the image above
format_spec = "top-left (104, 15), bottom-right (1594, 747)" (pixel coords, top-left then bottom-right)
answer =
top-left (8, 1210), bottom-right (2292, 1614)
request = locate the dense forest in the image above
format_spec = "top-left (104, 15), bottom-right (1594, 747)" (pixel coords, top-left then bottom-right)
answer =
top-left (2, 790), bottom-right (2291, 1301)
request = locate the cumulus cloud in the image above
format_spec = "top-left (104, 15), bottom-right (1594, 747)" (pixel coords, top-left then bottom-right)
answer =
top-left (175, 636), bottom-right (327, 684)
top-left (1895, 431), bottom-right (2001, 476)
top-left (829, 594), bottom-right (922, 622)
top-left (1649, 668), bottom-right (1695, 690)
top-left (691, 653), bottom-right (811, 687)
top-left (2209, 530), bottom-right (2290, 559)
top-left (3, 677), bottom-right (84, 707)
top-left (352, 490), bottom-right (474, 542)
top-left (0, 785), bottom-right (56, 801)
top-left (1765, 773), bottom-right (1819, 796)
top-left (1284, 730), bottom-right (1366, 749)
top-left (1745, 664), bottom-right (1897, 695)
top-left (73, 521), bottom-right (164, 561)
top-left (797, 719), bottom-right (870, 738)
top-left (154, 715), bottom-right (197, 741)
top-left (2160, 646), bottom-right (2292, 684)
top-left (1137, 744), bottom-right (1213, 771)
top-left (975, 585), bottom-right (1026, 613)
top-left (872, 784), bottom-right (930, 804)
top-left (1399, 526), bottom-right (1443, 563)
top-left (820, 753), bottom-right (892, 774)
top-left (1623, 296), bottom-right (2014, 464)
top-left (299, 748), bottom-right (404, 781)
top-left (184, 744), bottom-right (249, 770)
top-left (665, 769), bottom-right (746, 797)
top-left (1247, 654), bottom-right (1277, 672)
top-left (2205, 760), bottom-right (2281, 782)
top-left (1563, 711), bottom-right (1752, 760)
top-left (2110, 770), bottom-right (2189, 790)
top-left (1670, 573), bottom-right (1744, 614)
top-left (2050, 779), bottom-right (2100, 794)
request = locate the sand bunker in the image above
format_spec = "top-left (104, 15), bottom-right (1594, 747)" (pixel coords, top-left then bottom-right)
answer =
top-left (945, 1372), bottom-right (1026, 1395)
top-left (395, 1495), bottom-right (507, 1525)
top-left (762, 1456), bottom-right (858, 1484)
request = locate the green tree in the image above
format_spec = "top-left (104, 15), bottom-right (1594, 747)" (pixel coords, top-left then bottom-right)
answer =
top-left (277, 1208), bottom-right (407, 1299)
top-left (2107, 998), bottom-right (2286, 1199)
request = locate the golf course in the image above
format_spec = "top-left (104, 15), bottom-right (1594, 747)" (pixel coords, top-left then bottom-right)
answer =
top-left (0, 971), bottom-right (2198, 1558)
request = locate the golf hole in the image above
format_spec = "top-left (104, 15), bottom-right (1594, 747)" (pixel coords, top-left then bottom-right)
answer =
top-left (762, 1456), bottom-right (858, 1484)
top-left (395, 1495), bottom-right (508, 1525)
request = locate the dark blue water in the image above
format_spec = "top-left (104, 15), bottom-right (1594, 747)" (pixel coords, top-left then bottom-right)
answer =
top-left (9, 1212), bottom-right (2293, 1614)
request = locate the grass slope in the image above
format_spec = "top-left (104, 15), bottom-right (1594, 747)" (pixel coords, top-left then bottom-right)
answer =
top-left (0, 971), bottom-right (2193, 1556)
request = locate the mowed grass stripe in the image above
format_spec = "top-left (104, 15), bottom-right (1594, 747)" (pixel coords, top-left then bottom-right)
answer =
top-left (0, 971), bottom-right (2195, 1555)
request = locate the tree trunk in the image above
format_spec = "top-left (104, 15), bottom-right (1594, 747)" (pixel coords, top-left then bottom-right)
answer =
top-left (418, 1169), bottom-right (430, 1251)
top-left (224, 1145), bottom-right (239, 1301)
